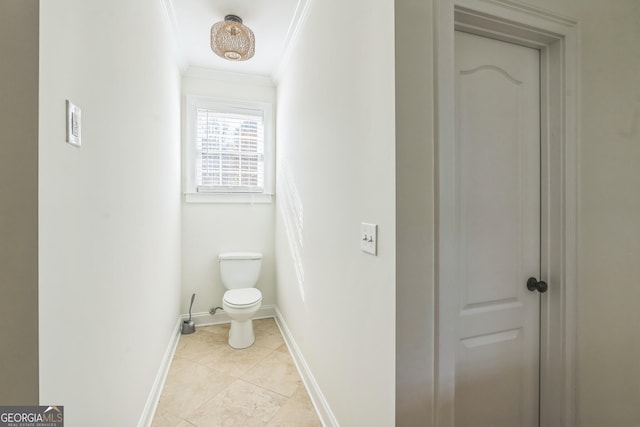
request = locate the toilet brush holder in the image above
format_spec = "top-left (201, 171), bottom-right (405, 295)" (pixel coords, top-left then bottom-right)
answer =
top-left (181, 319), bottom-right (195, 335)
top-left (181, 293), bottom-right (196, 335)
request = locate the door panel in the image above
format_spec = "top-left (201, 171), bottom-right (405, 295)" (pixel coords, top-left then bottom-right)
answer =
top-left (454, 31), bottom-right (540, 426)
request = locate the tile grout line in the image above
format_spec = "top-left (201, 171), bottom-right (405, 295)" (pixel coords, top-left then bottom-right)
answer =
top-left (153, 319), bottom-right (320, 426)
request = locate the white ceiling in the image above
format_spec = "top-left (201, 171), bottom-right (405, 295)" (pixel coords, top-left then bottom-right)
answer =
top-left (167, 0), bottom-right (302, 77)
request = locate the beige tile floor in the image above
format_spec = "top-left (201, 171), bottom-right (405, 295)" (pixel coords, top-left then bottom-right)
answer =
top-left (152, 318), bottom-right (322, 427)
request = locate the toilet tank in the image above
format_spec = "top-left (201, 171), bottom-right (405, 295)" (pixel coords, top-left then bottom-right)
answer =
top-left (218, 252), bottom-right (263, 289)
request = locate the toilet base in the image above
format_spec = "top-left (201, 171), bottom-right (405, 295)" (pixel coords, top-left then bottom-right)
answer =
top-left (228, 319), bottom-right (255, 349)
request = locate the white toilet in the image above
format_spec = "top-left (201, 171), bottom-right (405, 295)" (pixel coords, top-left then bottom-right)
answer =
top-left (218, 252), bottom-right (263, 349)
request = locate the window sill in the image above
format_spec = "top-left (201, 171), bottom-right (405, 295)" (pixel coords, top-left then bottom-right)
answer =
top-left (184, 192), bottom-right (274, 204)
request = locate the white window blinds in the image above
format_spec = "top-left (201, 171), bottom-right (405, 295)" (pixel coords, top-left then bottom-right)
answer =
top-left (195, 108), bottom-right (265, 193)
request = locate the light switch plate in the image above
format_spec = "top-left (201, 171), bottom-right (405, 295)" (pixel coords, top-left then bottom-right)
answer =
top-left (66, 100), bottom-right (81, 147)
top-left (360, 222), bottom-right (378, 255)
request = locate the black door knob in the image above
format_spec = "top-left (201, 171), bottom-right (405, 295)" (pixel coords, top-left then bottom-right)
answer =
top-left (527, 277), bottom-right (548, 293)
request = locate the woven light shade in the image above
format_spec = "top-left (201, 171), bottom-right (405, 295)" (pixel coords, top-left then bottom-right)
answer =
top-left (210, 15), bottom-right (255, 61)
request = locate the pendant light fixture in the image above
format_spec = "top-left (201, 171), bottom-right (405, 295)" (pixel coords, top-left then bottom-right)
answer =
top-left (210, 15), bottom-right (255, 61)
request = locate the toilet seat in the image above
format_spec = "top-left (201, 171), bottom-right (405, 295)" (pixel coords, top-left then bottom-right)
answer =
top-left (223, 288), bottom-right (262, 308)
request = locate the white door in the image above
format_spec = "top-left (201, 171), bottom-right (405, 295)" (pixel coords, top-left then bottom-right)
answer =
top-left (453, 31), bottom-right (541, 426)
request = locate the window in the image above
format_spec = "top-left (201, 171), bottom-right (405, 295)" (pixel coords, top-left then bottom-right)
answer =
top-left (196, 109), bottom-right (264, 192)
top-left (186, 97), bottom-right (273, 203)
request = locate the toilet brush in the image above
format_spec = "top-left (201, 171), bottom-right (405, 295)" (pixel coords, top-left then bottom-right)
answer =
top-left (181, 293), bottom-right (196, 335)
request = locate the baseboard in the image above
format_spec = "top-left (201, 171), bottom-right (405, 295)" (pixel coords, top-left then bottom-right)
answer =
top-left (186, 304), bottom-right (276, 327)
top-left (274, 307), bottom-right (338, 427)
top-left (137, 317), bottom-right (182, 427)
top-left (139, 305), bottom-right (333, 426)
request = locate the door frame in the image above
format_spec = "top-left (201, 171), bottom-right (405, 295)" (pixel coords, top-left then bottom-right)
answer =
top-left (434, 1), bottom-right (580, 425)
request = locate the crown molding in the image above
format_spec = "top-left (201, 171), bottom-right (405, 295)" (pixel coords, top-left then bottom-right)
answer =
top-left (481, 0), bottom-right (578, 26)
top-left (161, 0), bottom-right (313, 82)
top-left (271, 0), bottom-right (314, 83)
top-left (183, 67), bottom-right (275, 87)
top-left (160, 0), bottom-right (188, 73)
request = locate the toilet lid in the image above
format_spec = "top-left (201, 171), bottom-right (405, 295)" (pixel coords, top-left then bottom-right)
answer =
top-left (224, 288), bottom-right (262, 307)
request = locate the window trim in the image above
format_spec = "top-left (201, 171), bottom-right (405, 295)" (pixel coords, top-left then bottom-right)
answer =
top-left (185, 96), bottom-right (274, 204)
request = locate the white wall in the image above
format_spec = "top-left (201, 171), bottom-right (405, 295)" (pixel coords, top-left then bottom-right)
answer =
top-left (574, 1), bottom-right (640, 425)
top-left (38, 1), bottom-right (181, 425)
top-left (274, 0), bottom-right (396, 424)
top-left (394, 0), bottom-right (436, 423)
top-left (394, 0), bottom-right (640, 424)
top-left (0, 0), bottom-right (39, 405)
top-left (181, 70), bottom-right (276, 316)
